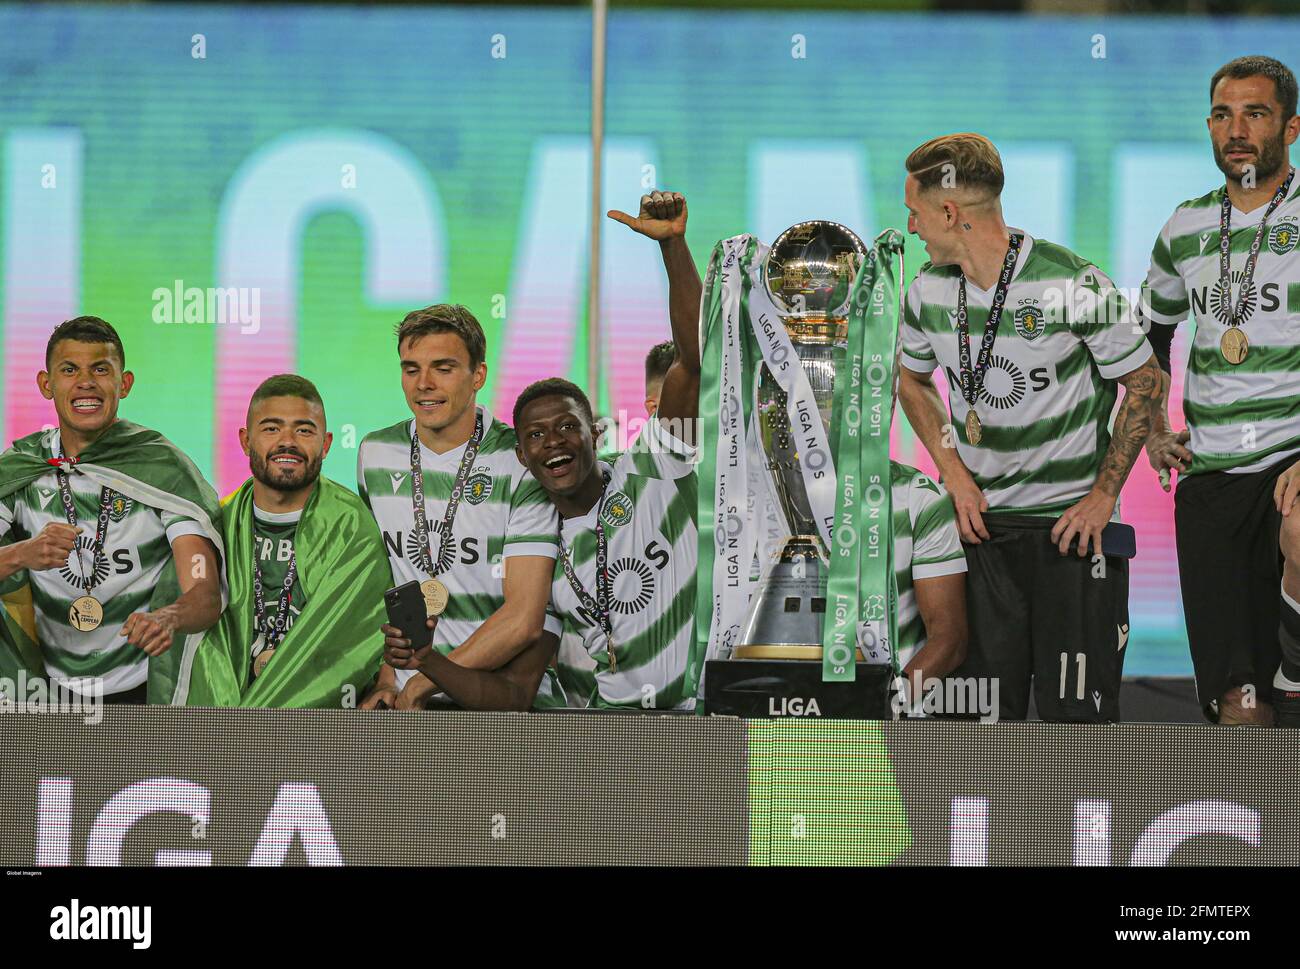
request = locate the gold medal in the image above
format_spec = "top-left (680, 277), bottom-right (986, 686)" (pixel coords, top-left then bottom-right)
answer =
top-left (1220, 327), bottom-right (1249, 365)
top-left (253, 648), bottom-right (276, 679)
top-left (69, 595), bottom-right (103, 633)
top-left (420, 578), bottom-right (449, 617)
top-left (965, 410), bottom-right (983, 446)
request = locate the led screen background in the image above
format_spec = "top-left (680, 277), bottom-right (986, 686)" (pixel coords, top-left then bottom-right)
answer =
top-left (2, 5), bottom-right (1292, 675)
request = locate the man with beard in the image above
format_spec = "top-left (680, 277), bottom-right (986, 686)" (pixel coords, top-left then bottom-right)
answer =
top-left (186, 375), bottom-right (391, 707)
top-left (0, 316), bottom-right (223, 704)
top-left (1140, 55), bottom-right (1300, 725)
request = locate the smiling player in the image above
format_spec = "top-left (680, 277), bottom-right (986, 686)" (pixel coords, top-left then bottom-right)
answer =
top-left (515, 191), bottom-right (702, 710)
top-left (0, 316), bottom-right (223, 703)
top-left (357, 304), bottom-right (564, 710)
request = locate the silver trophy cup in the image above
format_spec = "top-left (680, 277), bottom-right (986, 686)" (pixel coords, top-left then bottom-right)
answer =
top-left (733, 220), bottom-right (867, 660)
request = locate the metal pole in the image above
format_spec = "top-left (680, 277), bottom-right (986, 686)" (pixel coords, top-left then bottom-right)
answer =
top-left (588, 0), bottom-right (608, 405)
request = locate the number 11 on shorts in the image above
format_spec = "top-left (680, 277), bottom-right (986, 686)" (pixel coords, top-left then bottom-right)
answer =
top-left (1059, 651), bottom-right (1086, 701)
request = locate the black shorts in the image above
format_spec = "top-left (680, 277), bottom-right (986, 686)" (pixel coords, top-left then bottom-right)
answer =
top-left (948, 513), bottom-right (1130, 723)
top-left (1174, 456), bottom-right (1290, 719)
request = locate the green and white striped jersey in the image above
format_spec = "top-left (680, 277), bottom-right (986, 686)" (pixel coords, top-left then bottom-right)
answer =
top-left (0, 434), bottom-right (206, 694)
top-left (554, 620), bottom-right (596, 709)
top-left (357, 404), bottom-right (564, 706)
top-left (900, 231), bottom-right (1153, 515)
top-left (550, 416), bottom-right (700, 711)
top-left (889, 461), bottom-right (967, 669)
top-left (1141, 180), bottom-right (1300, 474)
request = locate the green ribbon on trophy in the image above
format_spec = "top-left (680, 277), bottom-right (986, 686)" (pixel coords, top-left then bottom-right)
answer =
top-left (824, 229), bottom-right (905, 682)
top-left (695, 224), bottom-right (904, 684)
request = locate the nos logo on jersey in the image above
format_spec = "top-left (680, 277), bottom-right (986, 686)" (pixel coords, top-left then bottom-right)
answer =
top-left (108, 493), bottom-right (132, 523)
top-left (944, 355), bottom-right (1052, 411)
top-left (1269, 220), bottom-right (1299, 255)
top-left (600, 491), bottom-right (634, 528)
top-left (464, 469), bottom-right (493, 505)
top-left (1013, 306), bottom-right (1044, 341)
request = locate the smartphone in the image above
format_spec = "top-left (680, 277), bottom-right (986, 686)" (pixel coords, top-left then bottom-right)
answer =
top-left (384, 581), bottom-right (433, 649)
top-left (1068, 522), bottom-right (1137, 559)
top-left (1101, 522), bottom-right (1137, 559)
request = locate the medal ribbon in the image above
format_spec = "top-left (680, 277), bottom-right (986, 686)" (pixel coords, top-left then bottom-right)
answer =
top-left (410, 411), bottom-right (484, 577)
top-left (558, 471), bottom-right (617, 672)
top-left (53, 467), bottom-right (114, 593)
top-left (956, 233), bottom-right (1022, 413)
top-left (252, 545), bottom-right (298, 654)
top-left (1218, 167), bottom-right (1294, 328)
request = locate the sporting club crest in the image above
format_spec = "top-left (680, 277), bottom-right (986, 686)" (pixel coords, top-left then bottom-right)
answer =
top-left (1013, 305), bottom-right (1045, 341)
top-left (108, 493), bottom-right (133, 523)
top-left (600, 490), bottom-right (634, 528)
top-left (1268, 220), bottom-right (1298, 256)
top-left (464, 469), bottom-right (493, 505)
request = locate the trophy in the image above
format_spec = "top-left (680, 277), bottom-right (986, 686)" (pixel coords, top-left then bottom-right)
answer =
top-left (732, 220), bottom-right (867, 661)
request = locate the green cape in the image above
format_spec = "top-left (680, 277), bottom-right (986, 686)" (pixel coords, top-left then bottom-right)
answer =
top-left (184, 475), bottom-right (390, 708)
top-left (0, 420), bottom-right (225, 703)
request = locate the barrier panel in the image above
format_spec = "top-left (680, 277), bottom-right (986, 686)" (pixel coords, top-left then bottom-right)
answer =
top-left (1, 709), bottom-right (1291, 866)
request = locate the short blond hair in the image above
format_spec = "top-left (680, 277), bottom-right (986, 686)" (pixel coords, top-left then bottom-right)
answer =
top-left (905, 133), bottom-right (1004, 202)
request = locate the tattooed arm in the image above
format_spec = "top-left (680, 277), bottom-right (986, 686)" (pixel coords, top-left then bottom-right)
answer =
top-left (1049, 355), bottom-right (1162, 557)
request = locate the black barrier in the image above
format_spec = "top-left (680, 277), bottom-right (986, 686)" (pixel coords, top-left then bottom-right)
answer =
top-left (0, 710), bottom-right (1294, 866)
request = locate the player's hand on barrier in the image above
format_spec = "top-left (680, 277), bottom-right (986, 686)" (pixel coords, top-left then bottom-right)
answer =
top-left (607, 190), bottom-right (687, 241)
top-left (22, 522), bottom-right (81, 571)
top-left (359, 686), bottom-right (399, 711)
top-left (1146, 428), bottom-right (1191, 492)
top-left (1051, 488), bottom-right (1111, 558)
top-left (395, 672), bottom-right (437, 711)
top-left (381, 620), bottom-right (434, 671)
top-left (946, 471), bottom-right (991, 545)
top-left (121, 610), bottom-right (177, 657)
top-left (1275, 458), bottom-right (1300, 516)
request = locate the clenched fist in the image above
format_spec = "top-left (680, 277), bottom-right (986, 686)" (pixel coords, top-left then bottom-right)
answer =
top-left (608, 190), bottom-right (687, 241)
top-left (121, 610), bottom-right (178, 657)
top-left (23, 522), bottom-right (81, 571)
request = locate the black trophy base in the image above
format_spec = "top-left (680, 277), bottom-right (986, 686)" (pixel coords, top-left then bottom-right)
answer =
top-left (704, 659), bottom-right (894, 720)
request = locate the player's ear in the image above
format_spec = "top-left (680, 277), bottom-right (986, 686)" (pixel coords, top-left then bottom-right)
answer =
top-left (472, 361), bottom-right (487, 393)
top-left (238, 426), bottom-right (252, 458)
top-left (37, 371), bottom-right (53, 400)
top-left (321, 430), bottom-right (334, 460)
top-left (515, 443), bottom-right (526, 467)
top-left (119, 370), bottom-right (134, 397)
top-left (1286, 113), bottom-right (1300, 145)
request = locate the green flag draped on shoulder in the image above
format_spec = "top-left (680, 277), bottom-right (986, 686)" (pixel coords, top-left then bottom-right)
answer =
top-left (185, 476), bottom-right (390, 708)
top-left (0, 421), bottom-right (224, 703)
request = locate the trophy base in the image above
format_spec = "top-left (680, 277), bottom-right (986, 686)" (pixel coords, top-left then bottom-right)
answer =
top-left (735, 534), bottom-right (835, 656)
top-left (732, 644), bottom-right (867, 661)
top-left (704, 659), bottom-right (895, 720)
